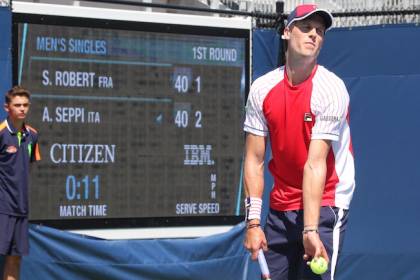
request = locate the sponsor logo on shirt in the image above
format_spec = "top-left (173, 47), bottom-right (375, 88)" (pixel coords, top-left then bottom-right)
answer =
top-left (304, 113), bottom-right (313, 122)
top-left (320, 115), bottom-right (341, 122)
top-left (6, 145), bottom-right (17, 154)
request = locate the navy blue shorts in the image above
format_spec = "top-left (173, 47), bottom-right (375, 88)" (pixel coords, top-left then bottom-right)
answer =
top-left (0, 214), bottom-right (29, 256)
top-left (263, 206), bottom-right (348, 280)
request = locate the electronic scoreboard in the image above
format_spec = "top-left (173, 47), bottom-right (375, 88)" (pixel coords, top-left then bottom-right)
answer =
top-left (13, 8), bottom-right (249, 230)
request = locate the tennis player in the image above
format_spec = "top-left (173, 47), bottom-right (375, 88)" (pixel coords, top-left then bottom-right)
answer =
top-left (243, 4), bottom-right (355, 280)
top-left (0, 86), bottom-right (40, 280)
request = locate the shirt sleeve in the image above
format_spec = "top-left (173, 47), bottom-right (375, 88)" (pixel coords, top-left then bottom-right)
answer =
top-left (311, 79), bottom-right (349, 141)
top-left (243, 81), bottom-right (269, 137)
top-left (31, 134), bottom-right (41, 162)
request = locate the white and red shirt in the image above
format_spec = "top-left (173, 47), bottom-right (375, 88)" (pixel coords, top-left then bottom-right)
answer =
top-left (244, 65), bottom-right (355, 211)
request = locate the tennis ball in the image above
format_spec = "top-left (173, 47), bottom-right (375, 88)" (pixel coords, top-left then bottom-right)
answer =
top-left (309, 257), bottom-right (328, 275)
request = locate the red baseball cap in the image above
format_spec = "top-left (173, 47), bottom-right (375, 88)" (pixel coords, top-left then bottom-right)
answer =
top-left (286, 4), bottom-right (333, 31)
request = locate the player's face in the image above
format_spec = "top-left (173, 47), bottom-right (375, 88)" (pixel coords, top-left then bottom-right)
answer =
top-left (284, 15), bottom-right (326, 59)
top-left (4, 95), bottom-right (30, 122)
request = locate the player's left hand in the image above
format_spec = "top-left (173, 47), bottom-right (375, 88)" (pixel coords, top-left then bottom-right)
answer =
top-left (302, 231), bottom-right (329, 263)
top-left (243, 222), bottom-right (267, 261)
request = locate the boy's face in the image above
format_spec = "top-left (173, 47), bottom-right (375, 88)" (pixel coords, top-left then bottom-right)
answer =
top-left (4, 95), bottom-right (30, 122)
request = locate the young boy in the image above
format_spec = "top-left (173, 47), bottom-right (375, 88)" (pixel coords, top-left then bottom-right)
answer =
top-left (0, 86), bottom-right (40, 280)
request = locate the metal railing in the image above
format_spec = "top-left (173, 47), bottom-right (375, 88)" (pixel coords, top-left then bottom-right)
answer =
top-left (220, 0), bottom-right (277, 13)
top-left (220, 0), bottom-right (420, 13)
top-left (297, 0), bottom-right (420, 12)
top-left (0, 0), bottom-right (10, 7)
top-left (215, 0), bottom-right (420, 26)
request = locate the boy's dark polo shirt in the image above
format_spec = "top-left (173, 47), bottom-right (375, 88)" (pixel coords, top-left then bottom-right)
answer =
top-left (0, 118), bottom-right (41, 217)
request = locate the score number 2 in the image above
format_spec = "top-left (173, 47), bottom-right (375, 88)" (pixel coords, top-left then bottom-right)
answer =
top-left (174, 75), bottom-right (201, 93)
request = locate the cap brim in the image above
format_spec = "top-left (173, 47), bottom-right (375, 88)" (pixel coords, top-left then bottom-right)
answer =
top-left (287, 9), bottom-right (333, 31)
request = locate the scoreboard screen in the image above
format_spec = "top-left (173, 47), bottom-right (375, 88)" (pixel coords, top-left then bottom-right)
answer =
top-left (13, 13), bottom-right (249, 229)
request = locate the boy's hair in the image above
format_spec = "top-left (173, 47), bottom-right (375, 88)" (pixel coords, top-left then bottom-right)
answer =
top-left (5, 86), bottom-right (31, 104)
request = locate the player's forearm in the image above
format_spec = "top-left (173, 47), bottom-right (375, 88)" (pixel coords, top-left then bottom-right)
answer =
top-left (244, 159), bottom-right (265, 198)
top-left (243, 133), bottom-right (266, 222)
top-left (243, 157), bottom-right (265, 224)
top-left (302, 160), bottom-right (327, 228)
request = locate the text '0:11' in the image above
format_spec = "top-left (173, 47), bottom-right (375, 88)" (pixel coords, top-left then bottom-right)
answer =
top-left (65, 175), bottom-right (100, 200)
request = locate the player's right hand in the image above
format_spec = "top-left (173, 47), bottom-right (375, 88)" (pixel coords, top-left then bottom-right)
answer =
top-left (243, 222), bottom-right (267, 260)
top-left (303, 231), bottom-right (329, 263)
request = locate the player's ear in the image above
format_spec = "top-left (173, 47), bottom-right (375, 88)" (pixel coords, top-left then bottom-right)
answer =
top-left (282, 26), bottom-right (291, 40)
top-left (4, 103), bottom-right (9, 113)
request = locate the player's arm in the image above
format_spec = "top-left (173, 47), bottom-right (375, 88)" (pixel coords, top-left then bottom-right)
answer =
top-left (243, 132), bottom-right (267, 260)
top-left (302, 139), bottom-right (331, 262)
top-left (303, 76), bottom-right (350, 262)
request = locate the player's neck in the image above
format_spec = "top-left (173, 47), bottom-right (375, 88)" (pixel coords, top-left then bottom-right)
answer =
top-left (285, 55), bottom-right (317, 86)
top-left (9, 117), bottom-right (25, 132)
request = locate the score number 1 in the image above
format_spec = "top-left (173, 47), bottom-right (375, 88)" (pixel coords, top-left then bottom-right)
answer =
top-left (174, 75), bottom-right (201, 94)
